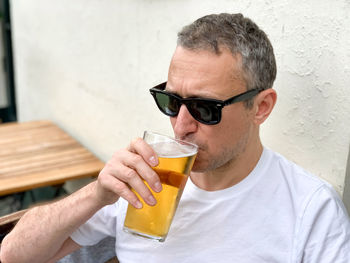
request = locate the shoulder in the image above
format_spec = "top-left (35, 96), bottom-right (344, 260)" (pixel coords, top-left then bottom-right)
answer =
top-left (300, 184), bottom-right (349, 223)
top-left (292, 179), bottom-right (350, 261)
top-left (264, 149), bottom-right (350, 260)
top-left (266, 147), bottom-right (350, 220)
top-left (263, 148), bottom-right (348, 217)
top-left (265, 148), bottom-right (329, 193)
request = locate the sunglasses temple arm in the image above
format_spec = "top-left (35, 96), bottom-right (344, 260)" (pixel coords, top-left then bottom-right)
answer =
top-left (224, 89), bottom-right (260, 105)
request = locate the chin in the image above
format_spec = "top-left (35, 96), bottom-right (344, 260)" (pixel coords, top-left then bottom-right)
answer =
top-left (190, 149), bottom-right (211, 172)
top-left (191, 159), bottom-right (208, 173)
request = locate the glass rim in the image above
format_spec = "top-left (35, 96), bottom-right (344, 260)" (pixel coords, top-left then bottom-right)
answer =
top-left (143, 131), bottom-right (198, 152)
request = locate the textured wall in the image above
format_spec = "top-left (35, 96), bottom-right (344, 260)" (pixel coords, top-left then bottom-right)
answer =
top-left (10, 0), bottom-right (350, 195)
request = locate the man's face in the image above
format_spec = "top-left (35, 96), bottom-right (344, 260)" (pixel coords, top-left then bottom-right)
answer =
top-left (167, 46), bottom-right (256, 173)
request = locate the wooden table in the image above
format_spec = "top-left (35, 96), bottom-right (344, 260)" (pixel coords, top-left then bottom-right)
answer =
top-left (0, 120), bottom-right (105, 196)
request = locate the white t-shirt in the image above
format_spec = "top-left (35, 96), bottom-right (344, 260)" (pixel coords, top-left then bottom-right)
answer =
top-left (71, 148), bottom-right (350, 263)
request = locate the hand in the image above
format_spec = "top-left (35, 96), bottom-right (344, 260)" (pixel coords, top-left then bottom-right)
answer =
top-left (95, 137), bottom-right (162, 208)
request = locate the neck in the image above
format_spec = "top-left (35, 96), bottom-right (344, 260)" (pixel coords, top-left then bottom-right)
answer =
top-left (190, 138), bottom-right (263, 191)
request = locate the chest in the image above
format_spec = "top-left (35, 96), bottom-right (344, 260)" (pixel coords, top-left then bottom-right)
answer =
top-left (115, 195), bottom-right (295, 263)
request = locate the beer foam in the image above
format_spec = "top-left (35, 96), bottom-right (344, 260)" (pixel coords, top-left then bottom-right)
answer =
top-left (151, 141), bottom-right (197, 158)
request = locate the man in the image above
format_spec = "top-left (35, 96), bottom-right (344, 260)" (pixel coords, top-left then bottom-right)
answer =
top-left (1, 13), bottom-right (349, 263)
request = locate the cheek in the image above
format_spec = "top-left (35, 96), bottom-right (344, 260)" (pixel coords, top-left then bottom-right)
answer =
top-left (211, 108), bottom-right (250, 144)
top-left (222, 105), bottom-right (251, 128)
top-left (198, 126), bottom-right (227, 155)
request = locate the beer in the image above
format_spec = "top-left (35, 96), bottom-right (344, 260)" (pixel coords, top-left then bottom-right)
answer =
top-left (123, 137), bottom-right (197, 242)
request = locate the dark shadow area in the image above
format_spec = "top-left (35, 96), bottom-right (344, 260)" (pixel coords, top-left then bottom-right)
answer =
top-left (0, 0), bottom-right (16, 123)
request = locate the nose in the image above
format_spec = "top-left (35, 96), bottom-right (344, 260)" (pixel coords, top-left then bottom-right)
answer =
top-left (171, 104), bottom-right (198, 139)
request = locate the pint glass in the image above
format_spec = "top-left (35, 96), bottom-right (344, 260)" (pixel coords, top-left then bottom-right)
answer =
top-left (123, 131), bottom-right (198, 242)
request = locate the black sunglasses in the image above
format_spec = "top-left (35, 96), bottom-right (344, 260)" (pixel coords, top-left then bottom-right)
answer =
top-left (150, 82), bottom-right (261, 125)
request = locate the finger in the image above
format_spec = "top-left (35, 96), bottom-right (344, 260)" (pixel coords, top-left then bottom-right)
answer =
top-left (105, 156), bottom-right (158, 207)
top-left (126, 140), bottom-right (162, 193)
top-left (108, 175), bottom-right (142, 209)
top-left (128, 137), bottom-right (159, 167)
top-left (98, 165), bottom-right (139, 207)
top-left (117, 160), bottom-right (157, 206)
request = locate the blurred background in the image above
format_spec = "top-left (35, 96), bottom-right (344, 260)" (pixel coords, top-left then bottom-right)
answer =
top-left (0, 0), bottom-right (350, 212)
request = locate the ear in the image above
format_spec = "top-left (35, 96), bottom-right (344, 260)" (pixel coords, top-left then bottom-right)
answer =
top-left (253, 89), bottom-right (277, 125)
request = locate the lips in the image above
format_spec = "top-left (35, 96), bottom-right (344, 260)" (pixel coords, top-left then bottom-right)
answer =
top-left (174, 134), bottom-right (207, 153)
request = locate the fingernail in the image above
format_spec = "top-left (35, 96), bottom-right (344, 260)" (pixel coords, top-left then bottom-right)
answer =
top-left (135, 201), bottom-right (143, 209)
top-left (147, 195), bottom-right (157, 206)
top-left (149, 156), bottom-right (158, 167)
top-left (154, 182), bottom-right (162, 192)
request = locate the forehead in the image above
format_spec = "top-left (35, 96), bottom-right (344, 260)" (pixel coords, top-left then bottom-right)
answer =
top-left (167, 46), bottom-right (246, 98)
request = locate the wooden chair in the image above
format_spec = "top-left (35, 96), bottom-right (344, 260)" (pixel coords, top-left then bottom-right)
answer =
top-left (0, 209), bottom-right (118, 263)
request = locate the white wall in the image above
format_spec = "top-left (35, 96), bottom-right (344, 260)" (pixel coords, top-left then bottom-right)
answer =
top-left (10, 0), bottom-right (350, 195)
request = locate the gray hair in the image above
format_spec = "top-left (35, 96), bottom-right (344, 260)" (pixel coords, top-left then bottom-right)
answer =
top-left (177, 13), bottom-right (277, 107)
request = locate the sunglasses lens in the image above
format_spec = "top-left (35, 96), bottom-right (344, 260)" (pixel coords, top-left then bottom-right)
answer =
top-left (151, 88), bottom-right (221, 125)
top-left (188, 101), bottom-right (220, 124)
top-left (154, 92), bottom-right (179, 116)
